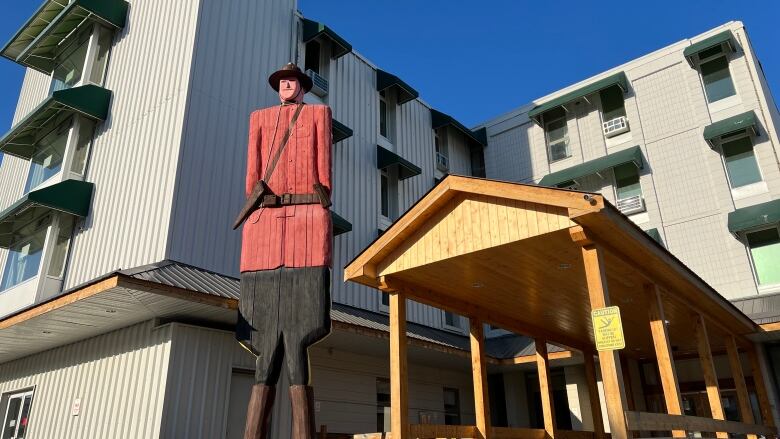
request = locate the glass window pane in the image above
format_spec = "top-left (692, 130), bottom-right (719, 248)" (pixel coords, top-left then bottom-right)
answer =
top-left (48, 215), bottom-right (75, 278)
top-left (701, 57), bottom-right (736, 103)
top-left (51, 34), bottom-right (90, 92)
top-left (723, 137), bottom-right (761, 188)
top-left (614, 163), bottom-right (642, 199)
top-left (304, 40), bottom-right (321, 74)
top-left (545, 114), bottom-right (569, 161)
top-left (2, 397), bottom-right (21, 439)
top-left (1, 224), bottom-right (48, 291)
top-left (379, 99), bottom-right (387, 137)
top-left (444, 311), bottom-right (456, 326)
top-left (70, 119), bottom-right (96, 175)
top-left (747, 228), bottom-right (780, 286)
top-left (24, 125), bottom-right (69, 193)
top-left (600, 86), bottom-right (626, 121)
top-left (380, 174), bottom-right (389, 217)
top-left (16, 395), bottom-right (32, 438)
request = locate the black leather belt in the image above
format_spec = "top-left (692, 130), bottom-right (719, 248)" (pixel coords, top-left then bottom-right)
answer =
top-left (260, 193), bottom-right (320, 208)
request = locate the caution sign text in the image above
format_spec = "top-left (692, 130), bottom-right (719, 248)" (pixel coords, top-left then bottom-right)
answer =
top-left (591, 306), bottom-right (625, 351)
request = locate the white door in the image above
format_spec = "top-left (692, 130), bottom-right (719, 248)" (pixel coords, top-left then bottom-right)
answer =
top-left (226, 371), bottom-right (254, 439)
top-left (2, 390), bottom-right (33, 439)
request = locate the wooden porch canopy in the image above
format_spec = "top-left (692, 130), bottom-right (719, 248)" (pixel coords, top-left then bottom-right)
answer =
top-left (345, 175), bottom-right (776, 439)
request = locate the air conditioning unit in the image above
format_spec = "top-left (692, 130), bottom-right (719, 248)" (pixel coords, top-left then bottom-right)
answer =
top-left (617, 195), bottom-right (645, 215)
top-left (436, 152), bottom-right (449, 171)
top-left (603, 116), bottom-right (629, 138)
top-left (306, 69), bottom-right (328, 97)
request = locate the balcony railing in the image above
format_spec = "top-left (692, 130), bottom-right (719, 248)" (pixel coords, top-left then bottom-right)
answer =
top-left (306, 69), bottom-right (329, 97)
top-left (436, 152), bottom-right (449, 171)
top-left (603, 116), bottom-right (630, 138)
top-left (617, 195), bottom-right (645, 215)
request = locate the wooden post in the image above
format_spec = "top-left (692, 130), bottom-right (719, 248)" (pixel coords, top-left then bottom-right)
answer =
top-left (470, 319), bottom-right (491, 439)
top-left (646, 284), bottom-right (685, 438)
top-left (580, 242), bottom-right (631, 439)
top-left (726, 335), bottom-right (757, 439)
top-left (535, 338), bottom-right (557, 439)
top-left (583, 352), bottom-right (606, 439)
top-left (747, 345), bottom-right (776, 428)
top-left (389, 292), bottom-right (409, 439)
top-left (693, 314), bottom-right (727, 439)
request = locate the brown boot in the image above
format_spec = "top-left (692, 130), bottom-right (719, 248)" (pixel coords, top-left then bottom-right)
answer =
top-left (243, 384), bottom-right (275, 439)
top-left (290, 385), bottom-right (316, 439)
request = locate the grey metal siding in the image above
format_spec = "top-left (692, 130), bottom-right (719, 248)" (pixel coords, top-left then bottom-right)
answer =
top-left (0, 321), bottom-right (171, 438)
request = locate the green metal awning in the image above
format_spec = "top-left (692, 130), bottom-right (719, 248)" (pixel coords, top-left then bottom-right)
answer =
top-left (430, 109), bottom-right (486, 146)
top-left (377, 145), bottom-right (421, 180)
top-left (1, 0), bottom-right (129, 74)
top-left (703, 111), bottom-right (758, 147)
top-left (332, 211), bottom-right (352, 236)
top-left (538, 145), bottom-right (643, 187)
top-left (376, 69), bottom-right (419, 105)
top-left (728, 199), bottom-right (780, 233)
top-left (683, 30), bottom-right (735, 66)
top-left (528, 72), bottom-right (629, 122)
top-left (644, 228), bottom-right (664, 246)
top-left (0, 179), bottom-right (94, 248)
top-left (0, 85), bottom-right (112, 160)
top-left (301, 18), bottom-right (352, 59)
top-left (332, 119), bottom-right (353, 144)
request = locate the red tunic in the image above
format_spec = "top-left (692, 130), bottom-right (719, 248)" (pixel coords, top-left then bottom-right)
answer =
top-left (240, 104), bottom-right (332, 272)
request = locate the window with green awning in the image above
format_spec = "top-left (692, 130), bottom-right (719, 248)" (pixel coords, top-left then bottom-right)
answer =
top-left (728, 199), bottom-right (780, 233)
top-left (703, 111), bottom-right (758, 147)
top-left (376, 70), bottom-right (419, 105)
top-left (377, 145), bottom-right (421, 180)
top-left (332, 212), bottom-right (352, 236)
top-left (301, 19), bottom-right (352, 59)
top-left (528, 72), bottom-right (629, 122)
top-left (537, 145), bottom-right (643, 187)
top-left (683, 30), bottom-right (736, 66)
top-left (430, 109), bottom-right (486, 147)
top-left (1, 0), bottom-right (129, 74)
top-left (332, 119), bottom-right (353, 144)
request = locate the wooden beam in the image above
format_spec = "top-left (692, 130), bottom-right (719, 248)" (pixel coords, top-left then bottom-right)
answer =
top-left (625, 411), bottom-right (777, 437)
top-left (470, 319), bottom-right (491, 439)
top-left (693, 314), bottom-right (727, 439)
top-left (536, 338), bottom-right (557, 439)
top-left (579, 242), bottom-right (630, 439)
top-left (583, 353), bottom-right (606, 439)
top-left (747, 345), bottom-right (777, 428)
top-left (760, 321), bottom-right (780, 332)
top-left (725, 335), bottom-right (757, 439)
top-left (646, 284), bottom-right (685, 438)
top-left (388, 292), bottom-right (409, 439)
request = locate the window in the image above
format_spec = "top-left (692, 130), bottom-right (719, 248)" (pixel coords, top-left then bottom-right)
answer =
top-left (443, 311), bottom-right (459, 330)
top-left (443, 387), bottom-right (460, 425)
top-left (435, 129), bottom-right (449, 171)
top-left (2, 389), bottom-right (34, 439)
top-left (47, 215), bottom-right (75, 278)
top-left (376, 378), bottom-right (391, 432)
top-left (23, 122), bottom-right (70, 193)
top-left (698, 45), bottom-right (736, 104)
top-left (0, 218), bottom-right (48, 292)
top-left (721, 136), bottom-right (762, 188)
top-left (70, 118), bottom-right (96, 176)
top-left (543, 108), bottom-right (569, 162)
top-left (379, 168), bottom-right (398, 228)
top-left (50, 32), bottom-right (91, 93)
top-left (379, 90), bottom-right (396, 143)
top-left (380, 292), bottom-right (390, 311)
top-left (614, 164), bottom-right (642, 200)
top-left (49, 25), bottom-right (114, 94)
top-left (379, 91), bottom-right (389, 139)
top-left (470, 145), bottom-right (486, 178)
top-left (600, 86), bottom-right (626, 122)
top-left (746, 227), bottom-right (780, 287)
top-left (304, 40), bottom-right (321, 74)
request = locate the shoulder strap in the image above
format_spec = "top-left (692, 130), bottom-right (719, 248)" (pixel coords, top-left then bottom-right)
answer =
top-left (263, 103), bottom-right (304, 183)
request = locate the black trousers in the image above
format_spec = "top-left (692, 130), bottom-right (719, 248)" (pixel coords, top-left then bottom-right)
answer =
top-left (236, 266), bottom-right (331, 385)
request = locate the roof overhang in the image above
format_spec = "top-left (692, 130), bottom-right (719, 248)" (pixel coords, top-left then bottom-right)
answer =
top-left (703, 110), bottom-right (758, 148)
top-left (728, 199), bottom-right (780, 234)
top-left (377, 145), bottom-right (422, 180)
top-left (683, 30), bottom-right (736, 67)
top-left (528, 72), bottom-right (629, 123)
top-left (332, 211), bottom-right (352, 236)
top-left (0, 179), bottom-right (94, 248)
top-left (538, 145), bottom-right (643, 187)
top-left (431, 109), bottom-right (486, 147)
top-left (301, 18), bottom-right (352, 59)
top-left (0, 85), bottom-right (112, 160)
top-left (376, 69), bottom-right (419, 105)
top-left (345, 175), bottom-right (760, 355)
top-left (1, 0), bottom-right (129, 74)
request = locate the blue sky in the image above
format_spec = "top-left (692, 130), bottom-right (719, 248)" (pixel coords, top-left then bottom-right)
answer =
top-left (0, 1), bottom-right (778, 134)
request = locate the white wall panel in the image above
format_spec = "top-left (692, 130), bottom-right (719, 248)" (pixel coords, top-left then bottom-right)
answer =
top-left (0, 321), bottom-right (171, 438)
top-left (65, 0), bottom-right (204, 287)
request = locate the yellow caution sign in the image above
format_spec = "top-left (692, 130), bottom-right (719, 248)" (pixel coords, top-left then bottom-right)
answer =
top-left (591, 306), bottom-right (625, 351)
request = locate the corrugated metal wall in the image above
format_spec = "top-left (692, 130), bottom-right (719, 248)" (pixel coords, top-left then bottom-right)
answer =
top-left (65, 0), bottom-right (204, 287)
top-left (165, 0), bottom-right (296, 276)
top-left (0, 320), bottom-right (172, 438)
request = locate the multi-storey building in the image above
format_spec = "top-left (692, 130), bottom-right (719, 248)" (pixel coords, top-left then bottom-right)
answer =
top-left (0, 1), bottom-right (777, 437)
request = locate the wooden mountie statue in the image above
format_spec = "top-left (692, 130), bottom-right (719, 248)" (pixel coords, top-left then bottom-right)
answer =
top-left (235, 63), bottom-right (333, 439)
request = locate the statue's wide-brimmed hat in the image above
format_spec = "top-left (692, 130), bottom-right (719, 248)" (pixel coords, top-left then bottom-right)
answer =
top-left (268, 63), bottom-right (313, 92)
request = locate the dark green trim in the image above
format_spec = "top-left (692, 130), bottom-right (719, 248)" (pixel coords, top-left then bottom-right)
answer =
top-left (332, 119), bottom-right (353, 144)
top-left (728, 199), bottom-right (780, 233)
top-left (376, 69), bottom-right (419, 105)
top-left (644, 228), bottom-right (664, 246)
top-left (430, 109), bottom-right (486, 146)
top-left (528, 72), bottom-right (629, 121)
top-left (332, 211), bottom-right (352, 236)
top-left (472, 127), bottom-right (488, 147)
top-left (538, 146), bottom-right (643, 187)
top-left (0, 180), bottom-right (94, 248)
top-left (2, 0), bottom-right (128, 74)
top-left (301, 18), bottom-right (352, 59)
top-left (376, 145), bottom-right (422, 180)
top-left (0, 85), bottom-right (112, 160)
top-left (703, 111), bottom-right (758, 147)
top-left (683, 30), bottom-right (735, 65)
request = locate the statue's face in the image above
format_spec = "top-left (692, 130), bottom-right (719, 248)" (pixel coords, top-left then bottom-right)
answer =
top-left (279, 77), bottom-right (302, 102)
